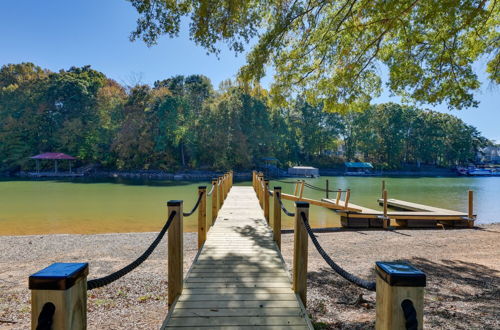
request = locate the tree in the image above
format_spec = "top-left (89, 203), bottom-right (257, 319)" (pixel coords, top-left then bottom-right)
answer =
top-left (129, 0), bottom-right (499, 111)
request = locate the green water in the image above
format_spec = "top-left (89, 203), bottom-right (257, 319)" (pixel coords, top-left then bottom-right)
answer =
top-left (0, 176), bottom-right (498, 235)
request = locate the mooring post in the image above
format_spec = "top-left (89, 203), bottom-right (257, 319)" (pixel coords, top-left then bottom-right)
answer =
top-left (167, 200), bottom-right (183, 307)
top-left (468, 190), bottom-right (474, 228)
top-left (294, 181), bottom-right (299, 196)
top-left (293, 201), bottom-right (309, 307)
top-left (383, 190), bottom-right (390, 229)
top-left (345, 189), bottom-right (351, 209)
top-left (336, 189), bottom-right (341, 205)
top-left (211, 178), bottom-right (218, 225)
top-left (382, 180), bottom-right (386, 199)
top-left (29, 263), bottom-right (88, 330)
top-left (218, 176), bottom-right (224, 209)
top-left (198, 186), bottom-right (207, 250)
top-left (273, 187), bottom-right (282, 249)
top-left (375, 261), bottom-right (426, 330)
top-left (326, 179), bottom-right (329, 199)
top-left (264, 180), bottom-right (270, 223)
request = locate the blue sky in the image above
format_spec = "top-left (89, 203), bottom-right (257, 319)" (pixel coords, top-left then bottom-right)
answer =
top-left (1, 0), bottom-right (498, 141)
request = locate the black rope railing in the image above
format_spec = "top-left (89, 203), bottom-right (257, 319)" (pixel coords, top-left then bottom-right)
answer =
top-left (268, 189), bottom-right (273, 196)
top-left (87, 210), bottom-right (177, 290)
top-left (276, 192), bottom-right (295, 217)
top-left (303, 182), bottom-right (347, 193)
top-left (300, 212), bottom-right (376, 291)
top-left (206, 184), bottom-right (215, 196)
top-left (401, 299), bottom-right (418, 330)
top-left (36, 302), bottom-right (55, 330)
top-left (183, 191), bottom-right (204, 216)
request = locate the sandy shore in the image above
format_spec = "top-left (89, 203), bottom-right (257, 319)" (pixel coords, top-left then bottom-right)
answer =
top-left (1, 224), bottom-right (499, 329)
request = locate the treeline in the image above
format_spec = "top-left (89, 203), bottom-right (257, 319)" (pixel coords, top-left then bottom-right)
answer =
top-left (0, 63), bottom-right (488, 172)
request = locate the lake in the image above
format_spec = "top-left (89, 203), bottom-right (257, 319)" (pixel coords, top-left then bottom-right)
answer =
top-left (0, 176), bottom-right (498, 235)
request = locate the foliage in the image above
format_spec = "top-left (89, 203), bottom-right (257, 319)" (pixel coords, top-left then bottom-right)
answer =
top-left (128, 0), bottom-right (499, 111)
top-left (0, 63), bottom-right (489, 172)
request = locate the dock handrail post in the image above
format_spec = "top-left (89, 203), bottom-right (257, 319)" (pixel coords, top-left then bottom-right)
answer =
top-left (383, 190), bottom-right (390, 229)
top-left (218, 176), bottom-right (224, 208)
top-left (293, 201), bottom-right (309, 307)
top-left (382, 180), bottom-right (385, 199)
top-left (299, 180), bottom-right (305, 199)
top-left (264, 180), bottom-right (270, 223)
top-left (468, 190), bottom-right (474, 228)
top-left (211, 178), bottom-right (218, 225)
top-left (197, 186), bottom-right (207, 250)
top-left (258, 173), bottom-right (264, 208)
top-left (225, 173), bottom-right (229, 198)
top-left (29, 263), bottom-right (88, 330)
top-left (294, 181), bottom-right (299, 196)
top-left (344, 189), bottom-right (351, 209)
top-left (167, 200), bottom-right (183, 307)
top-left (326, 179), bottom-right (329, 199)
top-left (335, 189), bottom-right (341, 205)
top-left (375, 261), bottom-right (426, 330)
top-left (252, 171), bottom-right (256, 191)
top-left (273, 187), bottom-right (282, 249)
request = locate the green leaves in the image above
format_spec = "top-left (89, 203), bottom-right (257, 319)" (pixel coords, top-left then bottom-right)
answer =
top-left (130, 0), bottom-right (499, 111)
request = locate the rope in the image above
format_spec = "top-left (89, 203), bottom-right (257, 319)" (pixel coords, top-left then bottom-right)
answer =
top-left (183, 191), bottom-right (204, 216)
top-left (207, 184), bottom-right (215, 196)
top-left (36, 302), bottom-right (55, 330)
top-left (401, 299), bottom-right (418, 330)
top-left (268, 189), bottom-right (273, 197)
top-left (303, 182), bottom-right (346, 193)
top-left (276, 192), bottom-right (295, 217)
top-left (87, 210), bottom-right (177, 290)
top-left (300, 212), bottom-right (376, 291)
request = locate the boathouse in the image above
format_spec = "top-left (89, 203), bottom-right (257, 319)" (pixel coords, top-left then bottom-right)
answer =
top-left (345, 162), bottom-right (374, 174)
top-left (288, 166), bottom-right (319, 177)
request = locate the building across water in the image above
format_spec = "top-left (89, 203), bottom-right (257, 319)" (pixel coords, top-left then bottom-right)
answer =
top-left (288, 166), bottom-right (319, 177)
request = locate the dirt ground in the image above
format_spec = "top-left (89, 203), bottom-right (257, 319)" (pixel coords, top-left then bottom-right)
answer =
top-left (1, 224), bottom-right (499, 329)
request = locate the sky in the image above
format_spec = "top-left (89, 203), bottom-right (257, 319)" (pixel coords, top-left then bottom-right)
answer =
top-left (0, 0), bottom-right (498, 141)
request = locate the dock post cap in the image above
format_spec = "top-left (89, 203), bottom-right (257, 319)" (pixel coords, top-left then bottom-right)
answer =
top-left (29, 262), bottom-right (89, 290)
top-left (274, 186), bottom-right (282, 190)
top-left (295, 201), bottom-right (309, 208)
top-left (198, 186), bottom-right (207, 190)
top-left (375, 261), bottom-right (426, 287)
top-left (167, 200), bottom-right (183, 206)
top-left (264, 179), bottom-right (269, 183)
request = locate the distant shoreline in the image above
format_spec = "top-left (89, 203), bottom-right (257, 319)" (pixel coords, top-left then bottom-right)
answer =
top-left (1, 167), bottom-right (464, 181)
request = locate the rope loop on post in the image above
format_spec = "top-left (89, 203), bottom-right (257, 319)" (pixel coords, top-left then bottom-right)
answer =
top-left (206, 183), bottom-right (215, 196)
top-left (300, 211), bottom-right (376, 291)
top-left (36, 302), bottom-right (55, 330)
top-left (87, 210), bottom-right (177, 290)
top-left (401, 299), bottom-right (418, 330)
top-left (276, 192), bottom-right (295, 217)
top-left (183, 191), bottom-right (204, 216)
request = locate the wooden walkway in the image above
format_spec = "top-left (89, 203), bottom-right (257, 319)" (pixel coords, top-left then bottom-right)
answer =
top-left (162, 186), bottom-right (313, 329)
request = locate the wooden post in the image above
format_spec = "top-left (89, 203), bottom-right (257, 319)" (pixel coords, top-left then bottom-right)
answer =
top-left (252, 171), bottom-right (256, 191)
top-left (375, 261), bottom-right (426, 330)
top-left (294, 181), bottom-right (299, 196)
top-left (326, 179), bottom-right (329, 199)
top-left (382, 180), bottom-right (386, 199)
top-left (197, 186), bottom-right (207, 250)
top-left (273, 187), bottom-right (282, 249)
top-left (211, 178), bottom-right (218, 225)
top-left (383, 189), bottom-right (390, 229)
top-left (468, 190), bottom-right (474, 228)
top-left (344, 189), bottom-right (351, 209)
top-left (293, 201), bottom-right (309, 307)
top-left (258, 174), bottom-right (264, 208)
top-left (167, 200), bottom-right (183, 307)
top-left (30, 262), bottom-right (88, 330)
top-left (264, 180), bottom-right (270, 224)
top-left (224, 173), bottom-right (229, 199)
top-left (299, 180), bottom-right (305, 199)
top-left (335, 189), bottom-right (341, 205)
top-left (218, 177), bottom-right (224, 208)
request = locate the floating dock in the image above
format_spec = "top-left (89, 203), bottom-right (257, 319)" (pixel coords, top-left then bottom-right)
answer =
top-left (322, 197), bottom-right (474, 228)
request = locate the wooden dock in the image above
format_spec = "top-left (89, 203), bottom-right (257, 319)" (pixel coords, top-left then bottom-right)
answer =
top-left (161, 186), bottom-right (313, 329)
top-left (323, 197), bottom-right (474, 228)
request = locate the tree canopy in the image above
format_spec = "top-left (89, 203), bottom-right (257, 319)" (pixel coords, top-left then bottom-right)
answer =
top-left (129, 0), bottom-right (499, 111)
top-left (0, 62), bottom-right (489, 173)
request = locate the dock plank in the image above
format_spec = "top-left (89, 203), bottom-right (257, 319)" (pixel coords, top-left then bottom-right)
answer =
top-left (161, 186), bottom-right (312, 329)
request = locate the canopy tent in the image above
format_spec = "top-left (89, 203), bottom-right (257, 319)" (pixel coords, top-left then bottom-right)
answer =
top-left (30, 152), bottom-right (77, 173)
